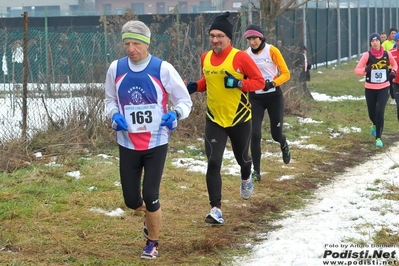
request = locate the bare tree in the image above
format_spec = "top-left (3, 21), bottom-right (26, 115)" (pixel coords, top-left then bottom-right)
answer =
top-left (259, 0), bottom-right (312, 38)
top-left (258, 0), bottom-right (315, 99)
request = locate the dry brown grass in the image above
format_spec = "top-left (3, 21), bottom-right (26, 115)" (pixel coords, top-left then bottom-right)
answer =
top-left (2, 61), bottom-right (399, 265)
top-left (0, 140), bottom-right (31, 172)
top-left (0, 133), bottom-right (382, 265)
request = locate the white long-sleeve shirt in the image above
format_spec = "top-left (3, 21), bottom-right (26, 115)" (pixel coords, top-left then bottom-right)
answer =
top-left (104, 55), bottom-right (192, 150)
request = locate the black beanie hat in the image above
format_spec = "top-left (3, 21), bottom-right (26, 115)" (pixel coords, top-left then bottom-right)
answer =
top-left (209, 12), bottom-right (233, 39)
top-left (369, 33), bottom-right (382, 46)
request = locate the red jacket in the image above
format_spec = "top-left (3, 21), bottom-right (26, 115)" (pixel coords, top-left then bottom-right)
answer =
top-left (390, 48), bottom-right (399, 84)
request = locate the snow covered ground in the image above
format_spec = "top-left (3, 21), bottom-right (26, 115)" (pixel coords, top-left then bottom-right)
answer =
top-left (232, 141), bottom-right (399, 265)
top-left (228, 92), bottom-right (399, 265)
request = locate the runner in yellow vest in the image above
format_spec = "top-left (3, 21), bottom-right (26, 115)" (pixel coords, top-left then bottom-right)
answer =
top-left (186, 12), bottom-right (264, 224)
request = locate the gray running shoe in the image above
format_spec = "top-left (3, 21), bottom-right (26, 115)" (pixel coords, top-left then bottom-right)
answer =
top-left (204, 207), bottom-right (224, 224)
top-left (240, 178), bottom-right (254, 200)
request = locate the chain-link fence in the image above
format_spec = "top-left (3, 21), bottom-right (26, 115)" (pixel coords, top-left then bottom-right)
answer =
top-left (0, 12), bottom-right (236, 142)
top-left (0, 5), bottom-right (398, 142)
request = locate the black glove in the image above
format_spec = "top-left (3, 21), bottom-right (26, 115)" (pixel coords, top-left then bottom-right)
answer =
top-left (186, 82), bottom-right (198, 94)
top-left (224, 71), bottom-right (240, 89)
top-left (263, 80), bottom-right (275, 91)
top-left (365, 65), bottom-right (372, 72)
top-left (390, 70), bottom-right (397, 79)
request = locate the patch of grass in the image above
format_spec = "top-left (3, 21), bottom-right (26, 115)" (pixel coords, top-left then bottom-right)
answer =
top-left (308, 61), bottom-right (366, 97)
top-left (374, 228), bottom-right (399, 245)
top-left (383, 183), bottom-right (399, 201)
top-left (392, 164), bottom-right (399, 169)
top-left (1, 60), bottom-right (399, 265)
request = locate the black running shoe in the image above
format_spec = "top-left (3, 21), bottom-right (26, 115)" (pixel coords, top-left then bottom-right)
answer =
top-left (281, 143), bottom-right (291, 164)
top-left (251, 171), bottom-right (261, 182)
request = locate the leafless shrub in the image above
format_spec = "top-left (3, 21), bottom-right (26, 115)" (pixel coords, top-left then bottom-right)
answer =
top-left (0, 140), bottom-right (31, 172)
top-left (1, 10), bottom-right (311, 171)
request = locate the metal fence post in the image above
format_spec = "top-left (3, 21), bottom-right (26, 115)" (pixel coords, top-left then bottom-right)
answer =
top-left (22, 11), bottom-right (28, 140)
top-left (374, 2), bottom-right (377, 32)
top-left (45, 8), bottom-right (50, 94)
top-left (240, 5), bottom-right (247, 50)
top-left (357, 1), bottom-right (361, 57)
top-left (103, 8), bottom-right (108, 64)
top-left (348, 1), bottom-right (351, 61)
top-left (326, 2), bottom-right (329, 67)
top-left (337, 0), bottom-right (341, 65)
top-left (176, 5), bottom-right (181, 72)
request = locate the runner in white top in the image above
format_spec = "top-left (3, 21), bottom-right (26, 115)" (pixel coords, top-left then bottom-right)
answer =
top-left (104, 20), bottom-right (192, 260)
top-left (244, 24), bottom-right (291, 182)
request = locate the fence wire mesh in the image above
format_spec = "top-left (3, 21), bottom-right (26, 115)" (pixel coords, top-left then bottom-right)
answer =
top-left (0, 13), bottom-right (229, 142)
top-left (0, 6), bottom-right (398, 142)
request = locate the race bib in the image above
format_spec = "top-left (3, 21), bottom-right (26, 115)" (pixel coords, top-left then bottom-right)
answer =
top-left (255, 87), bottom-right (276, 94)
top-left (124, 104), bottom-right (162, 133)
top-left (370, 69), bottom-right (387, 83)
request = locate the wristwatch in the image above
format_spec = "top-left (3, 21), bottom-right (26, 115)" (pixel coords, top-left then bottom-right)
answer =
top-left (174, 109), bottom-right (181, 120)
top-left (237, 80), bottom-right (243, 88)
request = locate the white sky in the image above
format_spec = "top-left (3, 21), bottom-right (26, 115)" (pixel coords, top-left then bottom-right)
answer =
top-left (32, 91), bottom-right (399, 265)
